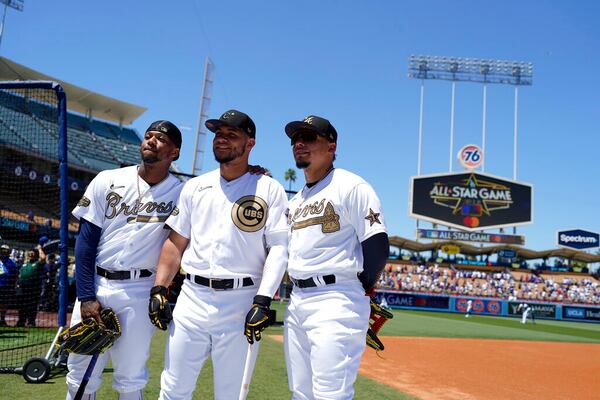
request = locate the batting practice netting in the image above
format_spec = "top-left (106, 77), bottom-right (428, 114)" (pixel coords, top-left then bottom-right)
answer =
top-left (0, 81), bottom-right (69, 373)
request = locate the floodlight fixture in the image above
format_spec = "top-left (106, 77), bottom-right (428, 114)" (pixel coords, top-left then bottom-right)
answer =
top-left (0, 0), bottom-right (23, 11)
top-left (408, 55), bottom-right (533, 86)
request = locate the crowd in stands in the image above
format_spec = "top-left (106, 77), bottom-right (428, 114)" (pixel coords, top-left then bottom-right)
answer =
top-left (0, 237), bottom-right (71, 327)
top-left (377, 263), bottom-right (600, 305)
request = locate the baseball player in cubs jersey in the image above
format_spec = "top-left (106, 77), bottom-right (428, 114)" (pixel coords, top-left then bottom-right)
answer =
top-left (283, 115), bottom-right (389, 399)
top-left (151, 110), bottom-right (289, 400)
top-left (66, 121), bottom-right (183, 400)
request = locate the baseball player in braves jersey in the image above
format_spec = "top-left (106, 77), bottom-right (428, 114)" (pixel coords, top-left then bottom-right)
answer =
top-left (283, 115), bottom-right (389, 399)
top-left (66, 121), bottom-right (183, 400)
top-left (151, 110), bottom-right (289, 400)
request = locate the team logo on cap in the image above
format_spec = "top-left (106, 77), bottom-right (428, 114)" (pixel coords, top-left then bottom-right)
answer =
top-left (231, 195), bottom-right (268, 232)
top-left (304, 116), bottom-right (314, 124)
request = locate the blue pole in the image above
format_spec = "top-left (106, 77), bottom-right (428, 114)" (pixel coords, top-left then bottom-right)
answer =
top-left (55, 83), bottom-right (69, 328)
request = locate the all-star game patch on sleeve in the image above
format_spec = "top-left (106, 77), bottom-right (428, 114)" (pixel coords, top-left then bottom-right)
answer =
top-left (347, 182), bottom-right (387, 242)
top-left (72, 171), bottom-right (108, 228)
top-left (164, 178), bottom-right (194, 239)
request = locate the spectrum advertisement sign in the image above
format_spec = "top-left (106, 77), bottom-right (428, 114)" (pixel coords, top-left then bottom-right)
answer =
top-left (557, 229), bottom-right (599, 250)
top-left (455, 298), bottom-right (501, 315)
top-left (409, 172), bottom-right (533, 232)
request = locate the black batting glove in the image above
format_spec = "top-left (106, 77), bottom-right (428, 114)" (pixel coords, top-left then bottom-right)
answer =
top-left (244, 295), bottom-right (271, 344)
top-left (149, 285), bottom-right (172, 331)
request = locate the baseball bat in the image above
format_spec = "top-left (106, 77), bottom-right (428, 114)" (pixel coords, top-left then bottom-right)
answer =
top-left (74, 352), bottom-right (99, 400)
top-left (238, 342), bottom-right (260, 400)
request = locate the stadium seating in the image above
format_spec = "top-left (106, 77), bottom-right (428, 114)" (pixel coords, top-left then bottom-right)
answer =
top-left (378, 262), bottom-right (600, 305)
top-left (0, 89), bottom-right (141, 173)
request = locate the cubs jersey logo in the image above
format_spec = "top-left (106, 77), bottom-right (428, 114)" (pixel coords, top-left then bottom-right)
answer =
top-left (231, 195), bottom-right (268, 232)
top-left (77, 196), bottom-right (91, 207)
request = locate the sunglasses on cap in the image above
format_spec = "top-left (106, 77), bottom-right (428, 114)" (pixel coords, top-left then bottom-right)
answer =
top-left (290, 131), bottom-right (319, 146)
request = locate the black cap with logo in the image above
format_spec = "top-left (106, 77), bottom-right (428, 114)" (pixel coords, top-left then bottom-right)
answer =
top-left (145, 120), bottom-right (182, 149)
top-left (285, 115), bottom-right (337, 143)
top-left (205, 109), bottom-right (256, 138)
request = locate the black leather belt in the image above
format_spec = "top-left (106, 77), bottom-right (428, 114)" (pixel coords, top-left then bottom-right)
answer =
top-left (185, 274), bottom-right (254, 290)
top-left (291, 274), bottom-right (336, 288)
top-left (96, 266), bottom-right (153, 280)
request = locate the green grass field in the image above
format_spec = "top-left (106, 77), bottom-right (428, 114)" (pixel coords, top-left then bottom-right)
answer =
top-left (1, 304), bottom-right (599, 399)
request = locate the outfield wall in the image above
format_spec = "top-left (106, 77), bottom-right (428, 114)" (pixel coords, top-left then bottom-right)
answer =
top-left (375, 290), bottom-right (600, 323)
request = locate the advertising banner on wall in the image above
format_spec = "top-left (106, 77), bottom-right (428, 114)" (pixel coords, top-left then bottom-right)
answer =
top-left (417, 228), bottom-right (525, 245)
top-left (376, 292), bottom-right (449, 310)
top-left (409, 172), bottom-right (533, 232)
top-left (563, 306), bottom-right (600, 322)
top-left (508, 302), bottom-right (556, 318)
top-left (455, 298), bottom-right (502, 315)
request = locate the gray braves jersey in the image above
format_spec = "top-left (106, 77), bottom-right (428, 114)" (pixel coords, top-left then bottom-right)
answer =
top-left (287, 168), bottom-right (387, 280)
top-left (72, 165), bottom-right (183, 271)
top-left (166, 169), bottom-right (288, 282)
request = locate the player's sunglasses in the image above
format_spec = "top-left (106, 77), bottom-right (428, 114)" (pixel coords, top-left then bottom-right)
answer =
top-left (290, 131), bottom-right (319, 145)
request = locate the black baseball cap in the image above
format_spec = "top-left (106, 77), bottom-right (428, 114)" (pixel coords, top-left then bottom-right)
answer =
top-left (145, 120), bottom-right (182, 149)
top-left (205, 109), bottom-right (256, 138)
top-left (285, 115), bottom-right (337, 143)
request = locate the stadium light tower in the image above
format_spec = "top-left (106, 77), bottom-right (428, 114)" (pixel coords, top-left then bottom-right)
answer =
top-left (408, 55), bottom-right (533, 176)
top-left (0, 0), bottom-right (23, 51)
top-left (191, 57), bottom-right (214, 176)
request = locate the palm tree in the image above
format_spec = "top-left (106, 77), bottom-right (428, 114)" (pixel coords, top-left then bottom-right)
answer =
top-left (284, 168), bottom-right (296, 191)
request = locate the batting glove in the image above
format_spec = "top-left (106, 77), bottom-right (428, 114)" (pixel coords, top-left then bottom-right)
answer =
top-left (244, 295), bottom-right (271, 344)
top-left (149, 285), bottom-right (172, 331)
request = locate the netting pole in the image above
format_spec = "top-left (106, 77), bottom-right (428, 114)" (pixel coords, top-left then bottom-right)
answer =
top-left (55, 83), bottom-right (69, 328)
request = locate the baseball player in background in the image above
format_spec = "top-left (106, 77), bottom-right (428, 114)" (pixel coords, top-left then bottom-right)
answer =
top-left (150, 109), bottom-right (289, 400)
top-left (465, 299), bottom-right (473, 318)
top-left (518, 303), bottom-right (535, 324)
top-left (66, 121), bottom-right (183, 400)
top-left (283, 115), bottom-right (389, 399)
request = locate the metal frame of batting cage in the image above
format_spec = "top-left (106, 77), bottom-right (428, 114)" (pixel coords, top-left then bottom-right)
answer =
top-left (0, 80), bottom-right (69, 383)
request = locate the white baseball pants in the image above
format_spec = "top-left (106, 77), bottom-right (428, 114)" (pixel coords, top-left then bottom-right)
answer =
top-left (284, 280), bottom-right (370, 400)
top-left (66, 276), bottom-right (155, 396)
top-left (159, 279), bottom-right (256, 400)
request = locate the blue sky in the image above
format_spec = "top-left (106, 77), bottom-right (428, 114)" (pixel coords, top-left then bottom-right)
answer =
top-left (3, 1), bottom-right (599, 254)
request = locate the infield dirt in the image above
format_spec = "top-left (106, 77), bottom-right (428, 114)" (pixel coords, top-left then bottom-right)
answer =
top-left (360, 337), bottom-right (600, 400)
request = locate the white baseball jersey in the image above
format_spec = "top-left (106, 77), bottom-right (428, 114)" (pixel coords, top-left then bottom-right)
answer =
top-left (287, 168), bottom-right (387, 280)
top-left (165, 169), bottom-right (288, 280)
top-left (72, 165), bottom-right (183, 271)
